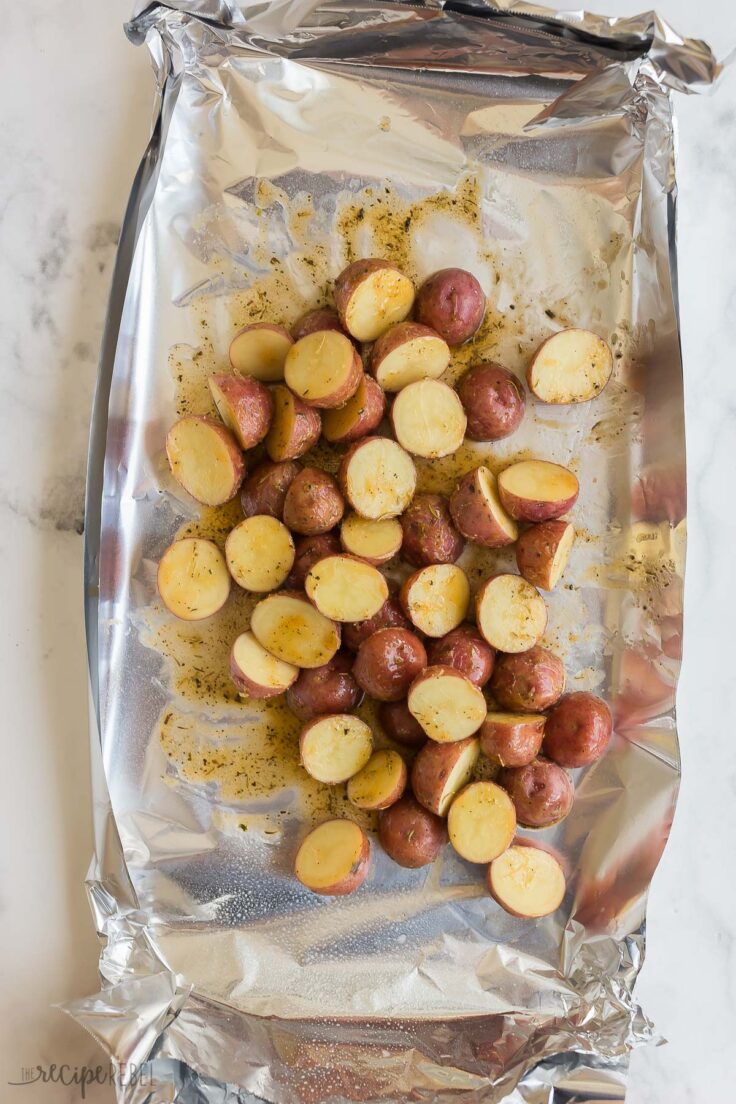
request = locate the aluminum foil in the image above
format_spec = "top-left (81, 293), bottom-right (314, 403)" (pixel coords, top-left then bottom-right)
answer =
top-left (72, 2), bottom-right (723, 1100)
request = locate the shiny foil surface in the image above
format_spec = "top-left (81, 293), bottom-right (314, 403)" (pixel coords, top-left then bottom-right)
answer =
top-left (74, 2), bottom-right (722, 1100)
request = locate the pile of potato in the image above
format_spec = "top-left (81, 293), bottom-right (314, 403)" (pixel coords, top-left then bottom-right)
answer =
top-left (158, 259), bottom-right (614, 919)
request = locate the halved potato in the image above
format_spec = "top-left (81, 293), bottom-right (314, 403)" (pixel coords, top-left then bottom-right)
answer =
top-left (250, 591), bottom-right (340, 668)
top-left (448, 781), bottom-right (516, 864)
top-left (225, 516), bottom-right (295, 593)
top-left (407, 666), bottom-right (486, 743)
top-left (411, 737), bottom-right (480, 816)
top-left (229, 322), bottom-right (292, 382)
top-left (291, 308), bottom-right (347, 341)
top-left (322, 375), bottom-right (386, 444)
top-left (479, 713), bottom-right (546, 768)
top-left (391, 379), bottom-right (467, 459)
top-left (339, 436), bottom-right (416, 520)
top-left (449, 466), bottom-right (518, 547)
top-left (208, 373), bottom-right (273, 450)
top-left (229, 630), bottom-right (299, 698)
top-left (488, 844), bottom-right (566, 918)
top-left (400, 563), bottom-right (469, 637)
top-left (305, 554), bottom-right (388, 622)
top-left (340, 514), bottom-right (402, 565)
top-left (347, 749), bottom-right (408, 811)
top-left (475, 574), bottom-right (547, 653)
top-left (334, 259), bottom-right (415, 342)
top-left (497, 461), bottom-right (579, 523)
top-left (157, 538), bottom-right (231, 621)
top-left (295, 819), bottom-right (370, 896)
top-left (515, 520), bottom-right (575, 591)
top-left (371, 322), bottom-right (450, 392)
top-left (527, 328), bottom-right (613, 404)
top-left (300, 714), bottom-right (374, 783)
top-left (284, 331), bottom-right (363, 409)
top-left (265, 385), bottom-right (322, 462)
top-left (166, 415), bottom-right (245, 506)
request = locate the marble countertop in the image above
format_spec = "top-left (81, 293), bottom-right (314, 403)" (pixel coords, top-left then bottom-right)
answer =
top-left (0, 2), bottom-right (734, 1101)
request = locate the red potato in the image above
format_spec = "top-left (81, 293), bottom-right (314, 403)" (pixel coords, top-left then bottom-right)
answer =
top-left (240, 459), bottom-right (301, 520)
top-left (353, 628), bottom-right (427, 702)
top-left (490, 646), bottom-right (566, 713)
top-left (400, 563), bottom-right (470, 638)
top-left (284, 330), bottom-right (363, 409)
top-left (225, 516), bottom-right (295, 593)
top-left (300, 713), bottom-right (374, 783)
top-left (229, 322), bottom-right (292, 382)
top-left (449, 467), bottom-right (518, 547)
top-left (286, 532), bottom-right (341, 590)
top-left (322, 375), bottom-right (386, 444)
top-left (480, 713), bottom-right (546, 768)
top-left (339, 436), bottom-right (416, 520)
top-left (340, 514), bottom-right (402, 566)
top-left (516, 521), bottom-right (575, 591)
top-left (347, 750), bottom-right (408, 811)
top-left (265, 385), bottom-right (321, 462)
top-left (378, 699), bottom-right (427, 749)
top-left (370, 322), bottom-right (450, 392)
top-left (411, 737), bottom-right (480, 816)
top-left (543, 692), bottom-right (613, 768)
top-left (408, 666), bottom-right (486, 743)
top-left (208, 373), bottom-right (273, 449)
top-left (527, 328), bottom-right (613, 404)
top-left (458, 363), bottom-right (525, 442)
top-left (250, 591), bottom-right (340, 668)
top-left (488, 844), bottom-right (566, 918)
top-left (427, 624), bottom-right (495, 688)
top-left (285, 650), bottom-right (362, 722)
top-left (291, 308), bottom-right (348, 341)
top-left (475, 574), bottom-right (547, 653)
top-left (391, 379), bottom-right (467, 459)
top-left (415, 268), bottom-right (485, 345)
top-left (448, 781), bottom-right (516, 864)
top-left (334, 258), bottom-right (415, 342)
top-left (499, 758), bottom-right (574, 829)
top-left (342, 593), bottom-right (411, 651)
top-left (166, 415), bottom-right (245, 506)
top-left (400, 493), bottom-right (465, 568)
top-left (498, 460), bottom-right (579, 523)
top-left (305, 554), bottom-right (388, 622)
top-left (282, 468), bottom-right (345, 535)
top-left (378, 794), bottom-right (447, 868)
top-left (229, 630), bottom-right (299, 699)
top-left (295, 819), bottom-right (370, 896)
top-left (157, 538), bottom-right (230, 621)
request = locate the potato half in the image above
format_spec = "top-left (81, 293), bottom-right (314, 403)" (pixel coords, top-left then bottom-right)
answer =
top-left (225, 516), bottom-right (295, 593)
top-left (250, 591), bottom-right (340, 668)
top-left (334, 259), bottom-right (415, 341)
top-left (229, 322), bottom-right (292, 382)
top-left (285, 330), bottom-right (363, 409)
top-left (448, 781), bottom-right (516, 864)
top-left (265, 385), bottom-right (322, 462)
top-left (339, 436), bottom-right (416, 520)
top-left (305, 554), bottom-right (389, 623)
top-left (300, 714), bottom-right (374, 783)
top-left (411, 737), bottom-right (480, 816)
top-left (449, 466), bottom-right (518, 547)
top-left (166, 415), bottom-right (245, 506)
top-left (488, 844), bottom-right (566, 918)
top-left (157, 538), bottom-right (230, 621)
top-left (391, 379), bottom-right (467, 459)
top-left (408, 666), bottom-right (486, 743)
top-left (229, 630), bottom-right (299, 699)
top-left (340, 514), bottom-right (403, 566)
top-left (516, 520), bottom-right (575, 591)
top-left (400, 563), bottom-right (470, 637)
top-left (371, 322), bottom-right (450, 392)
top-left (475, 574), bottom-right (547, 653)
top-left (527, 328), bottom-right (613, 404)
top-left (295, 819), bottom-right (370, 896)
top-left (498, 460), bottom-right (579, 523)
top-left (347, 749), bottom-right (408, 811)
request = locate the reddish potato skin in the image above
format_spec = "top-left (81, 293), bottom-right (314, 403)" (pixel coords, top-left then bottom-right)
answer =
top-left (400, 493), bottom-right (465, 568)
top-left (286, 651), bottom-right (362, 722)
top-left (343, 594), bottom-right (412, 652)
top-left (334, 259), bottom-right (406, 329)
top-left (479, 716), bottom-right (545, 768)
top-left (515, 520), bottom-right (572, 590)
top-left (499, 758), bottom-right (574, 829)
top-left (449, 468), bottom-right (516, 548)
top-left (498, 476), bottom-right (579, 523)
top-left (458, 363), bottom-right (525, 442)
top-left (411, 737), bottom-right (477, 815)
top-left (322, 374), bottom-right (386, 445)
top-left (427, 624), bottom-right (495, 688)
top-left (370, 321), bottom-right (448, 381)
top-left (415, 268), bottom-right (485, 345)
top-left (286, 532), bottom-right (341, 590)
top-left (490, 647), bottom-right (566, 714)
top-left (240, 460), bottom-right (302, 519)
top-left (378, 699), bottom-right (427, 749)
top-left (266, 386), bottom-right (322, 462)
top-left (291, 308), bottom-right (349, 341)
top-left (378, 794), bottom-right (447, 868)
top-left (353, 628), bottom-right (428, 702)
top-left (282, 468), bottom-right (345, 535)
top-left (542, 692), bottom-right (612, 768)
top-left (209, 373), bottom-right (274, 448)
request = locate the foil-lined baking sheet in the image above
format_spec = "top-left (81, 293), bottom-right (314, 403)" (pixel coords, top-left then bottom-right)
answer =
top-left (72, 2), bottom-right (723, 1100)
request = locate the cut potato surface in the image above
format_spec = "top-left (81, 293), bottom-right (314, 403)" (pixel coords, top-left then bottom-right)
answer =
top-left (208, 374), bottom-right (273, 450)
top-left (400, 563), bottom-right (470, 637)
top-left (449, 466), bottom-right (518, 547)
top-left (229, 630), bottom-right (299, 699)
top-left (391, 379), bottom-right (467, 459)
top-left (448, 781), bottom-right (516, 864)
top-left (411, 737), bottom-right (480, 816)
top-left (284, 331), bottom-right (362, 409)
top-left (408, 666), bottom-right (486, 743)
top-left (305, 555), bottom-right (389, 623)
top-left (157, 538), bottom-right (231, 621)
top-left (225, 516), bottom-right (295, 593)
top-left (340, 437), bottom-right (416, 520)
top-left (166, 415), bottom-right (244, 506)
top-left (516, 520), bottom-right (575, 591)
top-left (266, 385), bottom-right (322, 462)
top-left (335, 259), bottom-right (415, 342)
top-left (340, 514), bottom-right (402, 565)
top-left (528, 328), bottom-right (613, 404)
top-left (250, 591), bottom-right (340, 668)
top-left (371, 322), bottom-right (450, 391)
top-left (295, 819), bottom-right (370, 896)
top-left (300, 714), bottom-right (374, 783)
top-left (229, 323), bottom-right (292, 382)
top-left (347, 749), bottom-right (408, 810)
top-left (488, 844), bottom-right (566, 918)
top-left (498, 460), bottom-right (579, 523)
top-left (476, 574), bottom-right (547, 653)
top-left (322, 374), bottom-right (385, 444)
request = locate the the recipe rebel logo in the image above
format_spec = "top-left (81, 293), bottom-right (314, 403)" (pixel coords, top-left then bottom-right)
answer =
top-left (7, 1061), bottom-right (151, 1097)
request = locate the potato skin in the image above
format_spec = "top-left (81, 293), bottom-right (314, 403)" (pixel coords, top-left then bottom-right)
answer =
top-left (426, 624), bottom-right (495, 688)
top-left (282, 467), bottom-right (345, 535)
top-left (400, 493), bottom-right (465, 567)
top-left (449, 467), bottom-right (517, 547)
top-left (334, 258), bottom-right (410, 333)
top-left (411, 737), bottom-right (478, 815)
top-left (296, 820), bottom-right (371, 895)
top-left (370, 321), bottom-right (449, 388)
top-left (542, 692), bottom-right (612, 768)
top-left (240, 459), bottom-right (302, 519)
top-left (378, 794), bottom-right (447, 868)
top-left (353, 628), bottom-right (428, 702)
top-left (415, 268), bottom-right (485, 345)
top-left (499, 758), bottom-right (574, 828)
top-left (286, 532), bottom-right (341, 589)
top-left (479, 715), bottom-right (545, 767)
top-left (378, 699), bottom-right (427, 749)
top-left (265, 385), bottom-right (322, 462)
top-left (490, 646), bottom-right (566, 713)
top-left (209, 373), bottom-right (274, 449)
top-left (515, 520), bottom-right (573, 590)
top-left (458, 363), bottom-right (525, 441)
top-left (342, 593), bottom-right (411, 651)
top-left (286, 650), bottom-right (363, 722)
top-left (322, 374), bottom-right (386, 445)
top-left (291, 308), bottom-right (349, 341)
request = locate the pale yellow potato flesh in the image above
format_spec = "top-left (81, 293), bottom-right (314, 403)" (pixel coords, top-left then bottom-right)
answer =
top-left (500, 461), bottom-right (578, 508)
top-left (250, 593), bottom-right (340, 668)
top-left (347, 749), bottom-right (407, 810)
top-left (408, 670), bottom-right (486, 743)
top-left (344, 439), bottom-right (416, 520)
top-left (158, 538), bottom-right (231, 621)
top-left (529, 328), bottom-right (612, 404)
top-left (340, 515), bottom-right (402, 563)
top-left (285, 331), bottom-right (358, 404)
top-left (301, 714), bottom-right (374, 783)
top-left (448, 781), bottom-right (516, 863)
top-left (344, 269), bottom-right (415, 341)
top-left (166, 417), bottom-right (242, 506)
top-left (392, 379), bottom-right (467, 459)
top-left (488, 844), bottom-right (566, 918)
top-left (229, 325), bottom-right (292, 382)
top-left (403, 564), bottom-right (469, 637)
top-left (547, 524), bottom-right (575, 587)
top-left (476, 574), bottom-right (547, 653)
top-left (295, 820), bottom-right (369, 894)
top-left (375, 333), bottom-right (450, 391)
top-left (225, 516), bottom-right (295, 593)
top-left (230, 631), bottom-right (299, 694)
top-left (305, 555), bottom-right (388, 622)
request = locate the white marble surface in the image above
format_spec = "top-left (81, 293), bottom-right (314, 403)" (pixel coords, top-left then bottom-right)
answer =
top-left (0, 2), bottom-right (734, 1101)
